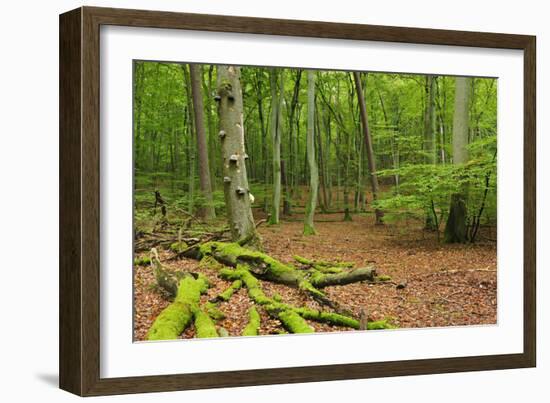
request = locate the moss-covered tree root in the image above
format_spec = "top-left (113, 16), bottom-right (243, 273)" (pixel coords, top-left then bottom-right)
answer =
top-left (197, 242), bottom-right (376, 312)
top-left (147, 274), bottom-right (210, 340)
top-left (242, 306), bottom-right (261, 336)
top-left (150, 242), bottom-right (395, 339)
top-left (221, 266), bottom-right (314, 333)
top-left (220, 265), bottom-right (396, 332)
top-left (203, 279), bottom-right (243, 321)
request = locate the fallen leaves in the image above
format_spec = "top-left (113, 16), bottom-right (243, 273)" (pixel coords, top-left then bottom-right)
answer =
top-left (133, 213), bottom-right (497, 341)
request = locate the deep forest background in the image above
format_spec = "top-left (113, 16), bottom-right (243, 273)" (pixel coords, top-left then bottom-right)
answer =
top-left (133, 62), bottom-right (497, 237)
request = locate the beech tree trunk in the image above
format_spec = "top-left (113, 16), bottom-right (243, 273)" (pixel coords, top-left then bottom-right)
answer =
top-left (444, 76), bottom-right (471, 243)
top-left (424, 75), bottom-right (437, 230)
top-left (182, 66), bottom-right (196, 214)
top-left (269, 69), bottom-right (282, 225)
top-left (304, 70), bottom-right (319, 235)
top-left (189, 64), bottom-right (216, 220)
top-left (353, 72), bottom-right (383, 225)
top-left (216, 65), bottom-right (261, 248)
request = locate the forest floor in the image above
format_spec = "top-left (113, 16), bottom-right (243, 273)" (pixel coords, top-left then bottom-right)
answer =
top-left (133, 210), bottom-right (497, 341)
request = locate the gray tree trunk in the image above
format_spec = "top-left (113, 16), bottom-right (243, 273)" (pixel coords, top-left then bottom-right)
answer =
top-left (269, 69), bottom-right (282, 224)
top-left (304, 70), bottom-right (319, 235)
top-left (216, 65), bottom-right (261, 248)
top-left (182, 66), bottom-right (195, 214)
top-left (353, 72), bottom-right (383, 225)
top-left (189, 64), bottom-right (216, 220)
top-left (424, 75), bottom-right (437, 230)
top-left (444, 76), bottom-right (471, 243)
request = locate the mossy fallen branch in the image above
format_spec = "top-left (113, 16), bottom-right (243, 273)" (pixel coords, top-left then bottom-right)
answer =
top-left (197, 242), bottom-right (375, 314)
top-left (220, 266), bottom-right (314, 333)
top-left (242, 306), bottom-right (261, 336)
top-left (149, 242), bottom-right (395, 339)
top-left (215, 280), bottom-right (243, 302)
top-left (194, 309), bottom-right (219, 338)
top-left (202, 279), bottom-right (243, 321)
top-left (147, 274), bottom-right (210, 340)
top-left (220, 266), bottom-right (396, 332)
top-left (293, 255), bottom-right (354, 273)
top-left (204, 301), bottom-right (225, 320)
top-left (199, 242), bottom-right (376, 289)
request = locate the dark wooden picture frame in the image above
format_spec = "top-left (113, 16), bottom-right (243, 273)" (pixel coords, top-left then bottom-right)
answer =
top-left (59, 6), bottom-right (536, 396)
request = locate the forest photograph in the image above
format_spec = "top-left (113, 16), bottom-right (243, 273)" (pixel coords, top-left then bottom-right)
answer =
top-left (132, 61), bottom-right (498, 342)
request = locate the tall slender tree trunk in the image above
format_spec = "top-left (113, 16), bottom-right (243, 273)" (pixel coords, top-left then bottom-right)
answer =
top-left (316, 101), bottom-right (328, 213)
top-left (424, 75), bottom-right (437, 230)
top-left (324, 114), bottom-right (333, 209)
top-left (133, 62), bottom-right (145, 171)
top-left (254, 71), bottom-right (269, 213)
top-left (182, 66), bottom-right (195, 214)
top-left (189, 64), bottom-right (216, 220)
top-left (216, 65), bottom-right (261, 248)
top-left (444, 76), bottom-right (471, 243)
top-left (304, 70), bottom-right (319, 235)
top-left (353, 72), bottom-right (383, 225)
top-left (269, 69), bottom-right (282, 224)
top-left (203, 65), bottom-right (217, 190)
top-left (288, 70), bottom-right (302, 199)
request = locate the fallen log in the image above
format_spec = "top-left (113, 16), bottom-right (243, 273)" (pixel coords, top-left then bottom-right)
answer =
top-left (308, 267), bottom-right (377, 288)
top-left (147, 242), bottom-right (395, 339)
top-left (199, 242), bottom-right (376, 288)
top-left (197, 241), bottom-right (375, 314)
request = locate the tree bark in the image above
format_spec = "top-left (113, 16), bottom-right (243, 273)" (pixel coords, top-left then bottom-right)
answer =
top-left (189, 64), bottom-right (216, 220)
top-left (353, 72), bottom-right (383, 224)
top-left (182, 66), bottom-right (196, 214)
top-left (147, 274), bottom-right (211, 340)
top-left (304, 70), bottom-right (319, 235)
top-left (216, 65), bottom-right (261, 248)
top-left (444, 76), bottom-right (471, 243)
top-left (424, 75), bottom-right (437, 230)
top-left (269, 69), bottom-right (282, 224)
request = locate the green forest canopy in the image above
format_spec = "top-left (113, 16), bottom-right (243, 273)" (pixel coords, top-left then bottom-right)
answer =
top-left (133, 61), bottom-right (497, 243)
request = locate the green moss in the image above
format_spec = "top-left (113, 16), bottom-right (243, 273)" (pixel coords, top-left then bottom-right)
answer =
top-left (276, 310), bottom-right (315, 333)
top-left (293, 255), bottom-right (312, 265)
top-left (203, 242), bottom-right (301, 285)
top-left (218, 280), bottom-right (242, 301)
top-left (298, 280), bottom-right (328, 301)
top-left (147, 275), bottom-right (211, 341)
top-left (204, 301), bottom-right (225, 320)
top-left (295, 308), bottom-right (360, 329)
top-left (194, 309), bottom-right (219, 338)
top-left (217, 261), bottom-right (381, 334)
top-left (242, 306), bottom-right (261, 336)
top-left (367, 319), bottom-right (398, 330)
top-left (376, 275), bottom-right (392, 282)
top-left (272, 293), bottom-right (283, 302)
top-left (303, 224), bottom-right (317, 236)
top-left (293, 255), bottom-right (347, 274)
top-left (147, 302), bottom-right (193, 340)
top-left (169, 241), bottom-right (188, 253)
top-left (198, 255), bottom-right (226, 271)
top-left (218, 268), bottom-right (242, 281)
top-left (134, 255), bottom-right (151, 266)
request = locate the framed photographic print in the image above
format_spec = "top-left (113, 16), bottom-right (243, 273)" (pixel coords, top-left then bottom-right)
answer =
top-left (59, 6), bottom-right (536, 396)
